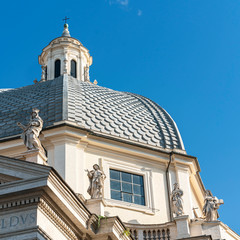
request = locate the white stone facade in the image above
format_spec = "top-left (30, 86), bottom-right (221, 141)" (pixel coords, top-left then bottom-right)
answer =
top-left (0, 124), bottom-right (239, 240)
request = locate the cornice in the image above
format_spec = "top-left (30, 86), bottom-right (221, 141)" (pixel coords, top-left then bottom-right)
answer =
top-left (0, 155), bottom-right (51, 175)
top-left (48, 170), bottom-right (91, 223)
top-left (0, 173), bottom-right (20, 184)
top-left (219, 222), bottom-right (240, 239)
top-left (0, 196), bottom-right (40, 210)
top-left (39, 198), bottom-right (79, 240)
top-left (0, 226), bottom-right (53, 240)
top-left (124, 221), bottom-right (175, 229)
top-left (0, 175), bottom-right (49, 197)
top-left (39, 36), bottom-right (92, 66)
top-left (97, 217), bottom-right (132, 240)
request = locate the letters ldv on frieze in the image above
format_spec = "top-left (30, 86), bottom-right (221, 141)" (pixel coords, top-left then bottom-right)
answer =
top-left (0, 213), bottom-right (36, 231)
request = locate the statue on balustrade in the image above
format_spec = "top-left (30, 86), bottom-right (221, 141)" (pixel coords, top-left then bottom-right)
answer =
top-left (86, 164), bottom-right (106, 199)
top-left (202, 190), bottom-right (223, 221)
top-left (17, 108), bottom-right (45, 154)
top-left (171, 183), bottom-right (184, 217)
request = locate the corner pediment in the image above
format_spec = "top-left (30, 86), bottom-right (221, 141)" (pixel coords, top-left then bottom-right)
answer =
top-left (0, 155), bottom-right (51, 182)
top-left (0, 173), bottom-right (20, 184)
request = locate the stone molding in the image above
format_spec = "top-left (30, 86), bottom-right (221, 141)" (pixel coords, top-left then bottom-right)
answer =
top-left (37, 226), bottom-right (53, 240)
top-left (97, 217), bottom-right (131, 240)
top-left (39, 198), bottom-right (79, 240)
top-left (87, 214), bottom-right (98, 230)
top-left (0, 196), bottom-right (40, 210)
top-left (219, 222), bottom-right (240, 239)
top-left (48, 171), bottom-right (91, 224)
top-left (125, 221), bottom-right (175, 230)
top-left (0, 226), bottom-right (53, 240)
top-left (17, 149), bottom-right (48, 165)
top-left (0, 174), bottom-right (19, 185)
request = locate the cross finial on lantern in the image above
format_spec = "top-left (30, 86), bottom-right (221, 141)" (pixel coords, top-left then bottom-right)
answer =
top-left (62, 16), bottom-right (71, 37)
top-left (62, 16), bottom-right (70, 24)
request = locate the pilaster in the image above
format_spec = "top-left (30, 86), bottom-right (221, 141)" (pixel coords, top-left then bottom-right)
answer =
top-left (43, 127), bottom-right (88, 194)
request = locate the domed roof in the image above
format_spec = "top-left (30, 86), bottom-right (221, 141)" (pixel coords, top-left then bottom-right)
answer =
top-left (0, 76), bottom-right (184, 151)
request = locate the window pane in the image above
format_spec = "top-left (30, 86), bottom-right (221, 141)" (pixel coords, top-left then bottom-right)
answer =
top-left (122, 182), bottom-right (132, 193)
top-left (133, 184), bottom-right (144, 195)
top-left (122, 172), bottom-right (131, 182)
top-left (71, 60), bottom-right (77, 78)
top-left (110, 170), bottom-right (120, 180)
top-left (134, 195), bottom-right (141, 205)
top-left (110, 180), bottom-right (121, 190)
top-left (109, 169), bottom-right (145, 206)
top-left (133, 175), bottom-right (143, 185)
top-left (55, 60), bottom-right (61, 78)
top-left (140, 196), bottom-right (145, 205)
top-left (111, 190), bottom-right (121, 200)
top-left (123, 193), bottom-right (132, 203)
top-left (134, 195), bottom-right (145, 205)
top-left (45, 66), bottom-right (47, 80)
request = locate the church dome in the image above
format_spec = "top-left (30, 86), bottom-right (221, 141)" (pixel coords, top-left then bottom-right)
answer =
top-left (0, 24), bottom-right (185, 152)
top-left (0, 76), bottom-right (185, 151)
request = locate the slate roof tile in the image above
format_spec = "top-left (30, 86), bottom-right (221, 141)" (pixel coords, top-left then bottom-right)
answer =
top-left (0, 76), bottom-right (184, 150)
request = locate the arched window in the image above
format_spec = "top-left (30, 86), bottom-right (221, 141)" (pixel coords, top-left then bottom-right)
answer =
top-left (45, 66), bottom-right (48, 80)
top-left (54, 59), bottom-right (61, 78)
top-left (71, 60), bottom-right (77, 78)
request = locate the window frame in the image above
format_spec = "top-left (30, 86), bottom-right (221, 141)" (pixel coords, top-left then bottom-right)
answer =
top-left (54, 59), bottom-right (61, 78)
top-left (45, 66), bottom-right (48, 80)
top-left (70, 59), bottom-right (77, 78)
top-left (110, 169), bottom-right (145, 206)
top-left (101, 157), bottom-right (155, 214)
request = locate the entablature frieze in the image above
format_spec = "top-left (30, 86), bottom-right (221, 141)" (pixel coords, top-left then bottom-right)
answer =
top-left (0, 190), bottom-right (96, 240)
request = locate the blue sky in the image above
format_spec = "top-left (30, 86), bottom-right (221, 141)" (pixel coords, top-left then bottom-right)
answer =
top-left (1, 0), bottom-right (240, 233)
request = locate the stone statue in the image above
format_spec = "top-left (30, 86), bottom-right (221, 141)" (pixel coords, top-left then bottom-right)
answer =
top-left (171, 183), bottom-right (184, 217)
top-left (84, 65), bottom-right (90, 82)
top-left (203, 190), bottom-right (223, 221)
top-left (86, 164), bottom-right (106, 199)
top-left (41, 66), bottom-right (46, 81)
top-left (17, 108), bottom-right (45, 154)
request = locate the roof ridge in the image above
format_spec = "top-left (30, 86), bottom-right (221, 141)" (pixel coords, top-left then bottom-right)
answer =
top-left (62, 75), bottom-right (69, 120)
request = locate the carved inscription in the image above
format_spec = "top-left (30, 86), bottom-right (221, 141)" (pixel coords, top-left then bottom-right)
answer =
top-left (0, 212), bottom-right (36, 233)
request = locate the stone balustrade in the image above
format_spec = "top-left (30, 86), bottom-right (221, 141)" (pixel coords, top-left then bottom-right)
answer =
top-left (128, 226), bottom-right (171, 240)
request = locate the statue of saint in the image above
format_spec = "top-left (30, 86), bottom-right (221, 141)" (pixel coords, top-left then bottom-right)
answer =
top-left (84, 65), bottom-right (90, 82)
top-left (171, 183), bottom-right (184, 217)
top-left (41, 66), bottom-right (46, 81)
top-left (86, 164), bottom-right (106, 199)
top-left (17, 108), bottom-right (45, 154)
top-left (203, 190), bottom-right (223, 221)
